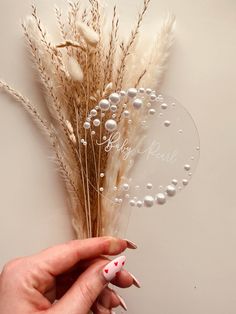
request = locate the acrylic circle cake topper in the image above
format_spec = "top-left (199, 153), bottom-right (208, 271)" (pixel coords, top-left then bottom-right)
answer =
top-left (82, 87), bottom-right (200, 208)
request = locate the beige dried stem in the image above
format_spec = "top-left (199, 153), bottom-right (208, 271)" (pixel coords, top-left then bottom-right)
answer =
top-left (0, 0), bottom-right (175, 239)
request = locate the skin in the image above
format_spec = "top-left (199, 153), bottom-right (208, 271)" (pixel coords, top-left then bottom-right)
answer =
top-left (0, 237), bottom-right (135, 314)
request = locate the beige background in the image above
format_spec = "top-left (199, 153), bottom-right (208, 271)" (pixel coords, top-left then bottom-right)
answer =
top-left (0, 0), bottom-right (236, 313)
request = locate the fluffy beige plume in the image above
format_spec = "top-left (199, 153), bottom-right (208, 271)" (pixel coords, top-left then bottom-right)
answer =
top-left (67, 56), bottom-right (84, 82)
top-left (77, 21), bottom-right (99, 47)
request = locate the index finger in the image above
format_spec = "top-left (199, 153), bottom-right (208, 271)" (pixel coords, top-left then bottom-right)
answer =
top-left (32, 237), bottom-right (130, 276)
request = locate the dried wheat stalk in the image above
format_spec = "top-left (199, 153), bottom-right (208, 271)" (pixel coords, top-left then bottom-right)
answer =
top-left (0, 1), bottom-right (175, 239)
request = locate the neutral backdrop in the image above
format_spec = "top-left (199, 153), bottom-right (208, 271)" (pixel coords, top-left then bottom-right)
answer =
top-left (0, 0), bottom-right (236, 313)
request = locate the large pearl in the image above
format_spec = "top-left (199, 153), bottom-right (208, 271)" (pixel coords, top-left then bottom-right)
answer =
top-left (109, 93), bottom-right (120, 104)
top-left (99, 99), bottom-right (110, 111)
top-left (122, 183), bottom-right (129, 191)
top-left (105, 119), bottom-right (117, 132)
top-left (166, 185), bottom-right (176, 196)
top-left (156, 193), bottom-right (166, 205)
top-left (133, 98), bottom-right (143, 109)
top-left (127, 88), bottom-right (137, 98)
top-left (144, 195), bottom-right (154, 207)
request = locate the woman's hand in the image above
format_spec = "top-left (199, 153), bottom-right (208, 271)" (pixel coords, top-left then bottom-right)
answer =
top-left (0, 237), bottom-right (140, 314)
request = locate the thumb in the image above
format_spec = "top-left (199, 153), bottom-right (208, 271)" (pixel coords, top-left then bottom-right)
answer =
top-left (49, 256), bottom-right (126, 314)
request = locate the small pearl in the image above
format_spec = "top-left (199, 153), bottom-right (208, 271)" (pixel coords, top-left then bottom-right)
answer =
top-left (120, 90), bottom-right (126, 97)
top-left (83, 141), bottom-right (87, 146)
top-left (81, 139), bottom-right (84, 143)
top-left (179, 129), bottom-right (183, 134)
top-left (109, 93), bottom-right (120, 104)
top-left (149, 108), bottom-right (156, 115)
top-left (105, 119), bottom-right (117, 132)
top-left (113, 186), bottom-right (118, 191)
top-left (129, 199), bottom-right (136, 207)
top-left (182, 179), bottom-right (188, 186)
top-left (156, 193), bottom-right (166, 205)
top-left (103, 136), bottom-right (107, 140)
top-left (164, 120), bottom-right (171, 127)
top-left (100, 173), bottom-right (105, 177)
top-left (91, 130), bottom-right (95, 135)
top-left (139, 88), bottom-right (145, 93)
top-left (146, 183), bottom-right (153, 189)
top-left (123, 110), bottom-right (130, 118)
top-left (99, 99), bottom-right (110, 111)
top-left (110, 105), bottom-right (117, 112)
top-left (150, 93), bottom-right (156, 101)
top-left (144, 195), bottom-right (154, 207)
top-left (86, 117), bottom-right (91, 122)
top-left (166, 185), bottom-right (176, 196)
top-left (161, 103), bottom-right (168, 109)
top-left (83, 122), bottom-right (90, 129)
top-left (128, 119), bottom-right (132, 124)
top-left (146, 88), bottom-right (152, 94)
top-left (196, 146), bottom-right (200, 151)
top-left (184, 164), bottom-right (191, 171)
top-left (99, 187), bottom-right (104, 192)
top-left (127, 88), bottom-right (137, 98)
top-left (122, 183), bottom-right (129, 191)
top-left (172, 179), bottom-right (178, 185)
top-left (112, 114), bottom-right (116, 118)
top-left (118, 198), bottom-right (123, 204)
top-left (114, 198), bottom-right (119, 203)
top-left (93, 119), bottom-right (101, 127)
top-left (133, 98), bottom-right (143, 109)
top-left (90, 109), bottom-right (97, 116)
top-left (136, 201), bottom-right (143, 208)
top-left (125, 194), bottom-right (130, 198)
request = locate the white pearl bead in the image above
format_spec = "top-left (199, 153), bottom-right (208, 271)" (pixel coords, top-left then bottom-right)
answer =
top-left (83, 122), bottom-right (90, 129)
top-left (127, 88), bottom-right (137, 98)
top-left (91, 130), bottom-right (95, 135)
top-left (93, 119), bottom-right (101, 127)
top-left (100, 173), bottom-right (105, 177)
top-left (139, 87), bottom-right (145, 93)
top-left (99, 187), bottom-right (104, 192)
top-left (144, 195), bottom-right (154, 207)
top-left (122, 183), bottom-right (129, 191)
top-left (129, 199), bottom-right (136, 207)
top-left (90, 109), bottom-right (97, 116)
top-left (136, 201), bottom-right (143, 208)
top-left (149, 108), bottom-right (156, 115)
top-left (156, 193), bottom-right (166, 205)
top-left (99, 99), bottom-right (110, 111)
top-left (110, 105), bottom-right (117, 112)
top-left (184, 164), bottom-right (191, 171)
top-left (164, 120), bottom-right (171, 127)
top-left (166, 185), bottom-right (176, 196)
top-left (146, 183), bottom-right (153, 189)
top-left (123, 110), bottom-right (130, 117)
top-left (182, 179), bottom-right (189, 186)
top-left (105, 119), bottom-right (117, 132)
top-left (133, 98), bottom-right (143, 109)
top-left (120, 90), bottom-right (126, 97)
top-left (150, 93), bottom-right (156, 101)
top-left (109, 93), bottom-right (120, 104)
top-left (172, 179), bottom-right (178, 185)
top-left (146, 88), bottom-right (152, 94)
top-left (161, 103), bottom-right (168, 109)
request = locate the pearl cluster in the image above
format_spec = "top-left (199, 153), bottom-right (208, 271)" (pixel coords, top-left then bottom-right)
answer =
top-left (81, 87), bottom-right (199, 208)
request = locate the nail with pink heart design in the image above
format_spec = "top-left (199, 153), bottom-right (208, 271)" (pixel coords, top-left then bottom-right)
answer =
top-left (102, 256), bottom-right (126, 282)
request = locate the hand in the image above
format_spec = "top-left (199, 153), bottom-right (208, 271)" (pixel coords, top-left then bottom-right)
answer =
top-left (0, 237), bottom-right (140, 314)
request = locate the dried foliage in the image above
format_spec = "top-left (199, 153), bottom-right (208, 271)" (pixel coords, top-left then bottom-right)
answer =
top-left (0, 1), bottom-right (175, 238)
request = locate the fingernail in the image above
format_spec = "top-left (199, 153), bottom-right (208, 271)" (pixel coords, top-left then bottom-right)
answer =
top-left (102, 256), bottom-right (126, 282)
top-left (124, 238), bottom-right (138, 249)
top-left (130, 272), bottom-right (141, 288)
top-left (116, 294), bottom-right (128, 311)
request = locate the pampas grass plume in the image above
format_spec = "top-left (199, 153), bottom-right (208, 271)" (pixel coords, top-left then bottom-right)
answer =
top-left (67, 56), bottom-right (84, 82)
top-left (77, 22), bottom-right (99, 47)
